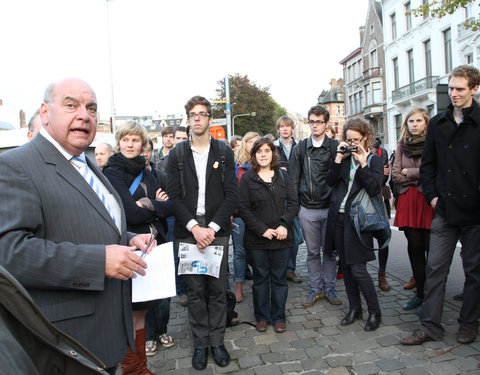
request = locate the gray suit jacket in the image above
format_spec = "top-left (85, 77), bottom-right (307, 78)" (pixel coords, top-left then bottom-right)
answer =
top-left (0, 134), bottom-right (134, 368)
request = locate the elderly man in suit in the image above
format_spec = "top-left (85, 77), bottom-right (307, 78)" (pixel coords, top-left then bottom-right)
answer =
top-left (0, 78), bottom-right (153, 374)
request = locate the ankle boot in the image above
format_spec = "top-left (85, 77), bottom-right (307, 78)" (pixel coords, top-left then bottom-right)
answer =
top-left (364, 312), bottom-right (381, 332)
top-left (403, 277), bottom-right (416, 290)
top-left (378, 272), bottom-right (390, 291)
top-left (121, 328), bottom-right (154, 375)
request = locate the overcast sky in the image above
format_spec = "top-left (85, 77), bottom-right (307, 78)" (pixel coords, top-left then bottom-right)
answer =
top-left (0, 0), bottom-right (369, 126)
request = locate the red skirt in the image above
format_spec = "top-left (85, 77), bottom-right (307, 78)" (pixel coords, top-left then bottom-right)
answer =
top-left (394, 186), bottom-right (434, 229)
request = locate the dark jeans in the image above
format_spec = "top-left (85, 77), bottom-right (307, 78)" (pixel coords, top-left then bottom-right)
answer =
top-left (249, 247), bottom-right (288, 323)
top-left (404, 228), bottom-right (430, 299)
top-left (334, 214), bottom-right (380, 315)
top-left (421, 215), bottom-right (480, 339)
top-left (145, 298), bottom-right (171, 341)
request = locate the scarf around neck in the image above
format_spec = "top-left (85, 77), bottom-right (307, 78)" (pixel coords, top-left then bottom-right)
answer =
top-left (107, 152), bottom-right (146, 176)
top-left (401, 135), bottom-right (425, 158)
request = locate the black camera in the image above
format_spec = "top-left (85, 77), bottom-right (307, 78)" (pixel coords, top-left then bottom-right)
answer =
top-left (338, 145), bottom-right (358, 154)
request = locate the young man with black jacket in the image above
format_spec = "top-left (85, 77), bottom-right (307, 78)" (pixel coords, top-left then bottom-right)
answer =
top-left (274, 115), bottom-right (301, 283)
top-left (290, 105), bottom-right (341, 307)
top-left (167, 96), bottom-right (238, 370)
top-left (402, 65), bottom-right (480, 346)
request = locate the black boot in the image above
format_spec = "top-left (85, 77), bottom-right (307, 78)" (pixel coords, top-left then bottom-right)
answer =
top-left (364, 312), bottom-right (381, 332)
top-left (340, 308), bottom-right (362, 326)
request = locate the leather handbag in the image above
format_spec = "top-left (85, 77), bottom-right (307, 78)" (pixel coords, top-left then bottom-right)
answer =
top-left (349, 155), bottom-right (391, 250)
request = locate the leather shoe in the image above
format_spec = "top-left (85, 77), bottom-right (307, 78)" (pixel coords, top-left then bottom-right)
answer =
top-left (457, 326), bottom-right (478, 344)
top-left (256, 321), bottom-right (268, 332)
top-left (273, 321), bottom-right (286, 333)
top-left (340, 308), bottom-right (362, 326)
top-left (211, 345), bottom-right (230, 367)
top-left (364, 312), bottom-right (381, 332)
top-left (192, 347), bottom-right (208, 370)
top-left (401, 330), bottom-right (434, 345)
top-left (403, 277), bottom-right (416, 290)
top-left (403, 296), bottom-right (423, 310)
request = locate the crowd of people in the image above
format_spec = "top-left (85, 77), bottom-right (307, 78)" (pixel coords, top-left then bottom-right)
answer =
top-left (0, 64), bottom-right (479, 374)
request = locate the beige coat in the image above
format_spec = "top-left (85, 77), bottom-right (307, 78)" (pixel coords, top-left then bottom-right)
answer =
top-left (392, 143), bottom-right (423, 195)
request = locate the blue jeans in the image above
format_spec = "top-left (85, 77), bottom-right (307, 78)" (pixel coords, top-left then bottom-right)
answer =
top-left (232, 217), bottom-right (246, 283)
top-left (249, 247), bottom-right (288, 323)
top-left (145, 298), bottom-right (171, 341)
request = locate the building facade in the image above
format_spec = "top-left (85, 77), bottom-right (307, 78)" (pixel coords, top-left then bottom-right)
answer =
top-left (317, 78), bottom-right (346, 137)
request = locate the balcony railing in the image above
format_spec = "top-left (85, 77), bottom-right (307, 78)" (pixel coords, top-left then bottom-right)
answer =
top-left (363, 67), bottom-right (382, 80)
top-left (458, 17), bottom-right (475, 38)
top-left (392, 76), bottom-right (439, 103)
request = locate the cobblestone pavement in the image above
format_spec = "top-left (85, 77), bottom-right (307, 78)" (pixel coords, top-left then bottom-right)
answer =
top-left (144, 226), bottom-right (480, 374)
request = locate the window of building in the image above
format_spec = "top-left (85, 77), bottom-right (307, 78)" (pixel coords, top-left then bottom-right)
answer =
top-left (391, 13), bottom-right (397, 39)
top-left (422, 0), bottom-right (429, 19)
top-left (352, 62), bottom-right (357, 79)
top-left (359, 91), bottom-right (364, 111)
top-left (444, 28), bottom-right (452, 73)
top-left (424, 39), bottom-right (432, 76)
top-left (373, 82), bottom-right (382, 104)
top-left (393, 57), bottom-right (399, 89)
top-left (466, 54), bottom-right (473, 64)
top-left (354, 93), bottom-right (360, 113)
top-left (336, 105), bottom-right (341, 116)
top-left (395, 114), bottom-right (403, 141)
top-left (370, 49), bottom-right (378, 67)
top-left (405, 2), bottom-right (412, 31)
top-left (465, 3), bottom-right (473, 19)
top-left (349, 95), bottom-right (354, 115)
top-left (407, 49), bottom-right (415, 83)
top-left (365, 84), bottom-right (371, 106)
top-left (348, 66), bottom-right (352, 81)
top-left (370, 24), bottom-right (374, 35)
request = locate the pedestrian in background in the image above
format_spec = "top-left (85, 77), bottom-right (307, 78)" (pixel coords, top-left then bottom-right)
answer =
top-left (238, 137), bottom-right (298, 333)
top-left (392, 108), bottom-right (434, 314)
top-left (233, 131), bottom-right (260, 302)
top-left (325, 118), bottom-right (383, 332)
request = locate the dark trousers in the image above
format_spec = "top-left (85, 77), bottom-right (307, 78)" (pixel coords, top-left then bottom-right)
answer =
top-left (334, 215), bottom-right (380, 315)
top-left (178, 231), bottom-right (229, 349)
top-left (421, 215), bottom-right (480, 339)
top-left (249, 247), bottom-right (288, 324)
top-left (145, 297), bottom-right (171, 341)
top-left (404, 228), bottom-right (430, 299)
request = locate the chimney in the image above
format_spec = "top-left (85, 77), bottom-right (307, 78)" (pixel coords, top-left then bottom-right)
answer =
top-left (330, 78), bottom-right (338, 88)
top-left (359, 26), bottom-right (365, 44)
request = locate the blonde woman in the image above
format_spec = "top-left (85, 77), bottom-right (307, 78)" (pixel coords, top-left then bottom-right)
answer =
top-left (233, 131), bottom-right (260, 302)
top-left (392, 108), bottom-right (434, 313)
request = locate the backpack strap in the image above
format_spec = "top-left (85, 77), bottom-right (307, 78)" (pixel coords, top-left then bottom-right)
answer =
top-left (176, 141), bottom-right (187, 198)
top-left (129, 172), bottom-right (143, 195)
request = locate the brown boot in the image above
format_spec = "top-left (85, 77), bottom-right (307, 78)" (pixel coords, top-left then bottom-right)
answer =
top-left (403, 277), bottom-right (416, 290)
top-left (121, 328), bottom-right (154, 375)
top-left (378, 272), bottom-right (390, 291)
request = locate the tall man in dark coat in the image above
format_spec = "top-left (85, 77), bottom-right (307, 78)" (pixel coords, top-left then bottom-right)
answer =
top-left (402, 65), bottom-right (480, 345)
top-left (167, 96), bottom-right (238, 370)
top-left (0, 78), bottom-right (153, 374)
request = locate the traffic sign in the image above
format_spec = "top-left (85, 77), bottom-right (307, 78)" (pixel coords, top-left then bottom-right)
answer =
top-left (211, 118), bottom-right (227, 126)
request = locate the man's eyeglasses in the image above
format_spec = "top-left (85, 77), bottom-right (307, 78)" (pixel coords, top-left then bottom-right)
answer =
top-left (308, 120), bottom-right (326, 126)
top-left (188, 112), bottom-right (210, 119)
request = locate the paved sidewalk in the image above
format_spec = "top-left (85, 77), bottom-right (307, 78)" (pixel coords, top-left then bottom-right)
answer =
top-left (145, 227), bottom-right (479, 374)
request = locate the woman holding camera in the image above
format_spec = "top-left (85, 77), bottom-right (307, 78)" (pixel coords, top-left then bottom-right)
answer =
top-left (325, 118), bottom-right (384, 332)
top-left (392, 108), bottom-right (434, 313)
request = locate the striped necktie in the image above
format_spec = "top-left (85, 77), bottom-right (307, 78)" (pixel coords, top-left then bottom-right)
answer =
top-left (70, 156), bottom-right (117, 224)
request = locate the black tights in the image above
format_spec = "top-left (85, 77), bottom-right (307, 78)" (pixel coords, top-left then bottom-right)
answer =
top-left (403, 227), bottom-right (430, 299)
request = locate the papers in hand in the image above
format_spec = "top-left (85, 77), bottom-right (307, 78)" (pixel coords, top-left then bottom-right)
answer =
top-left (178, 242), bottom-right (223, 279)
top-left (132, 241), bottom-right (176, 303)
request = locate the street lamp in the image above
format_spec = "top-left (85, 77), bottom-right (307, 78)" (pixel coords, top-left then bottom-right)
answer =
top-left (232, 112), bottom-right (256, 136)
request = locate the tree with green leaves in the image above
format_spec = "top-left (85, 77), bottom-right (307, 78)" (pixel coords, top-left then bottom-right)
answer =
top-left (213, 73), bottom-right (287, 137)
top-left (410, 0), bottom-right (479, 31)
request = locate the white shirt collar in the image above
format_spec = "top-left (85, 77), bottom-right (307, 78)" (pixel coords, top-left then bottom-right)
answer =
top-left (40, 128), bottom-right (86, 161)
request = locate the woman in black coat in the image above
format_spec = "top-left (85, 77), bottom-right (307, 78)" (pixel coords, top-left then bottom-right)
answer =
top-left (325, 118), bottom-right (384, 332)
top-left (238, 138), bottom-right (299, 334)
top-left (104, 121), bottom-right (174, 374)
